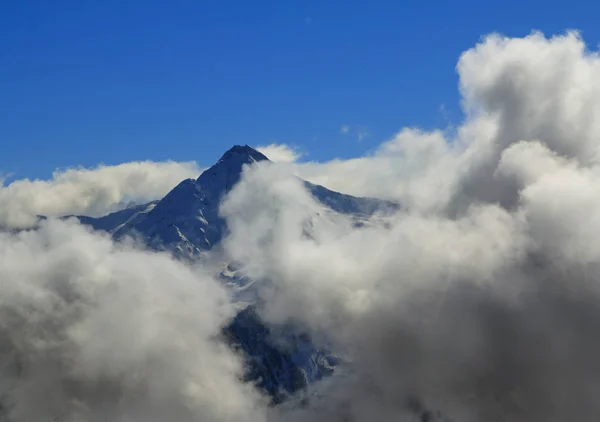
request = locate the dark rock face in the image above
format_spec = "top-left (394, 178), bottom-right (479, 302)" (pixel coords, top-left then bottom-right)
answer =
top-left (224, 306), bottom-right (307, 404)
top-left (224, 306), bottom-right (338, 404)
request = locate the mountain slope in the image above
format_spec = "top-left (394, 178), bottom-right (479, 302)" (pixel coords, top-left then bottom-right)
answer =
top-left (76, 145), bottom-right (397, 401)
top-left (76, 201), bottom-right (158, 234)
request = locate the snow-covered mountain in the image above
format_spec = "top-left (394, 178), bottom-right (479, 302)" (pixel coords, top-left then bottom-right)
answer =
top-left (77, 145), bottom-right (397, 402)
top-left (80, 145), bottom-right (397, 258)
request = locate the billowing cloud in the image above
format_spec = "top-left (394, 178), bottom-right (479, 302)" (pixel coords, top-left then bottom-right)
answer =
top-left (0, 219), bottom-right (265, 422)
top-left (0, 161), bottom-right (201, 229)
top-left (218, 31), bottom-right (600, 421)
top-left (287, 31), bottom-right (600, 216)
top-left (256, 144), bottom-right (302, 163)
top-left (292, 128), bottom-right (458, 212)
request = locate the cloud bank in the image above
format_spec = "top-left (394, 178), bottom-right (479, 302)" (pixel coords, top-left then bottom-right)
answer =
top-left (0, 161), bottom-right (200, 229)
top-left (0, 219), bottom-right (265, 422)
top-left (219, 31), bottom-right (600, 422)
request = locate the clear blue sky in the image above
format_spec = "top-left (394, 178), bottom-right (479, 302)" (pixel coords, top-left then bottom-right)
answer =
top-left (1, 0), bottom-right (597, 179)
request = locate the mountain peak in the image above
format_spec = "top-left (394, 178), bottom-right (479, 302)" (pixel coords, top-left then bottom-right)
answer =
top-left (216, 145), bottom-right (269, 166)
top-left (196, 145), bottom-right (269, 197)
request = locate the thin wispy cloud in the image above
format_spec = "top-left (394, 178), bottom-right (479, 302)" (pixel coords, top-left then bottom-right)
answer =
top-left (339, 125), bottom-right (369, 142)
top-left (356, 126), bottom-right (369, 142)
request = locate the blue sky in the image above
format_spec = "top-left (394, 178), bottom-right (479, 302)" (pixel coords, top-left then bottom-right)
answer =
top-left (1, 0), bottom-right (597, 179)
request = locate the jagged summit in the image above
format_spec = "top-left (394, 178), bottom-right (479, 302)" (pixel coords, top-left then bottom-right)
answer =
top-left (216, 145), bottom-right (269, 165)
top-left (197, 145), bottom-right (269, 195)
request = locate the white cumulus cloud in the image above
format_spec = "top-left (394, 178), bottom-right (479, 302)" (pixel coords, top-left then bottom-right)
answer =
top-left (0, 160), bottom-right (201, 229)
top-left (256, 144), bottom-right (302, 163)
